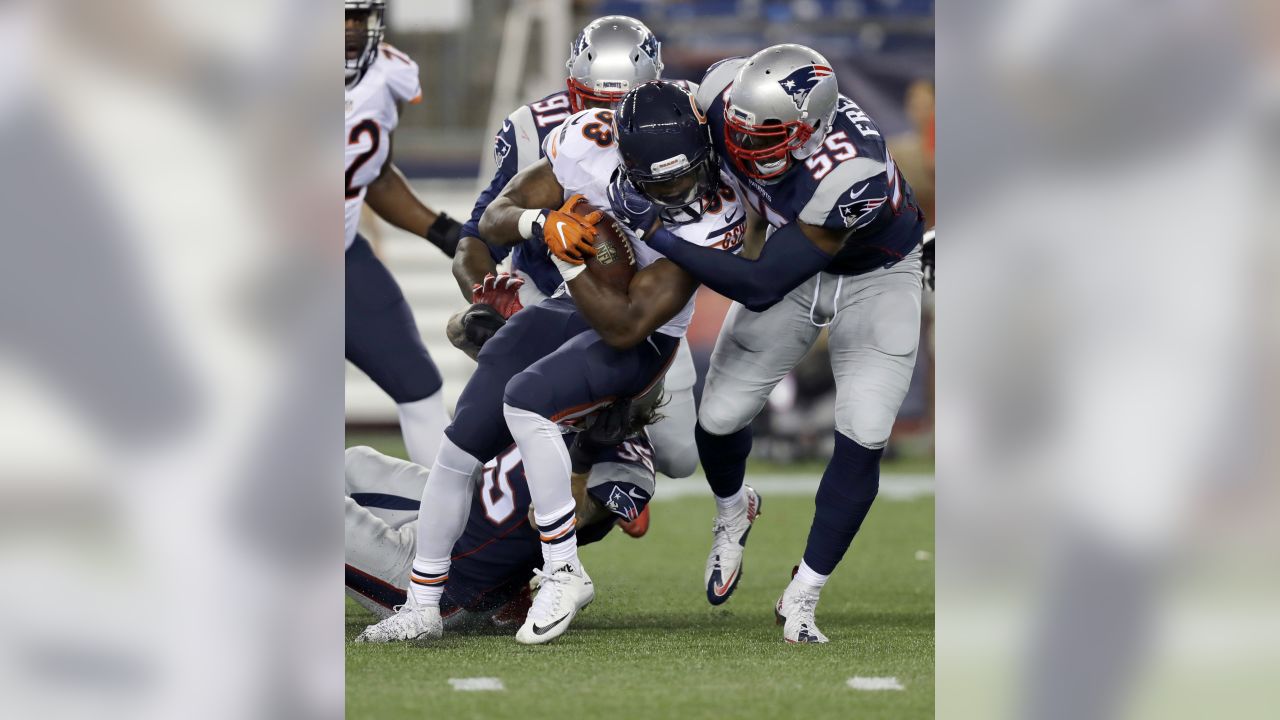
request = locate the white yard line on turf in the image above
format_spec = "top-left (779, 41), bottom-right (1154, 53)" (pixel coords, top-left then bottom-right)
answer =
top-left (651, 474), bottom-right (934, 502)
top-left (847, 676), bottom-right (905, 691)
top-left (448, 677), bottom-right (505, 691)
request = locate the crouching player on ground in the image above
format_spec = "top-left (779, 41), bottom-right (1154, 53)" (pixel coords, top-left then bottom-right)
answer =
top-left (350, 396), bottom-right (658, 635)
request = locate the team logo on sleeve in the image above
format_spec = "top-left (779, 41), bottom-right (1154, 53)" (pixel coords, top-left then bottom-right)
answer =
top-left (837, 185), bottom-right (887, 229)
top-left (778, 64), bottom-right (833, 110)
top-left (493, 122), bottom-right (513, 167)
top-left (605, 486), bottom-right (641, 521)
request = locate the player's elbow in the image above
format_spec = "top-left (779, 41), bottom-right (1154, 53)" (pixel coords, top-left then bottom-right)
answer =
top-left (598, 319), bottom-right (650, 350)
top-left (740, 280), bottom-right (787, 313)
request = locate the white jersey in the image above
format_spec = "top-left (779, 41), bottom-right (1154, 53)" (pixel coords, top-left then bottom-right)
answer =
top-left (544, 107), bottom-right (746, 338)
top-left (344, 44), bottom-right (422, 250)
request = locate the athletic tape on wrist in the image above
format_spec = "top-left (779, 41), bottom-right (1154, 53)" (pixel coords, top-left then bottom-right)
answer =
top-left (518, 209), bottom-right (542, 240)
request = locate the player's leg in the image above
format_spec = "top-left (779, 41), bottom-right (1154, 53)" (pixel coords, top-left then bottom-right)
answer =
top-left (345, 235), bottom-right (449, 466)
top-left (779, 255), bottom-right (923, 643)
top-left (403, 299), bottom-right (590, 623)
top-left (643, 339), bottom-right (700, 478)
top-left (344, 445), bottom-right (427, 529)
top-left (345, 498), bottom-right (413, 620)
top-left (697, 281), bottom-right (823, 604)
top-left (502, 329), bottom-right (679, 644)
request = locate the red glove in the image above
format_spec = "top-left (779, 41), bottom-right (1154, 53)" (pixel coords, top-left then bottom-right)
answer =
top-left (471, 272), bottom-right (525, 319)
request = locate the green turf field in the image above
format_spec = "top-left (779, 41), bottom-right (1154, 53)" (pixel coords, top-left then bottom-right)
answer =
top-left (345, 431), bottom-right (934, 719)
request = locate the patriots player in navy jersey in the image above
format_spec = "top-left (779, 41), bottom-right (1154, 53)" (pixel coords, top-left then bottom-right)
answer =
top-left (349, 396), bottom-right (658, 636)
top-left (616, 45), bottom-right (926, 643)
top-left (447, 17), bottom-right (704, 485)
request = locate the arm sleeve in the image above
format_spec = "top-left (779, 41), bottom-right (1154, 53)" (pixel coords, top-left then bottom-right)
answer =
top-left (647, 220), bottom-right (833, 312)
top-left (460, 119), bottom-right (521, 262)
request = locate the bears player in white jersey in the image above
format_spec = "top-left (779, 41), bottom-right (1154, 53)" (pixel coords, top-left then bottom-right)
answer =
top-left (345, 1), bottom-right (463, 467)
top-left (448, 16), bottom-right (705, 483)
top-left (614, 46), bottom-right (926, 642)
top-left (356, 80), bottom-right (745, 646)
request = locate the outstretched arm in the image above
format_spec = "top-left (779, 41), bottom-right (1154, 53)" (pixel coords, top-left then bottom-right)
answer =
top-left (645, 220), bottom-right (837, 311)
top-left (451, 236), bottom-right (499, 299)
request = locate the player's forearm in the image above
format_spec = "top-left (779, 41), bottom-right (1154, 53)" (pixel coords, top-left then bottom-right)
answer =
top-left (565, 272), bottom-right (651, 349)
top-left (366, 165), bottom-right (461, 256)
top-left (477, 195), bottom-right (533, 247)
top-left (647, 222), bottom-right (832, 311)
top-left (451, 236), bottom-right (498, 300)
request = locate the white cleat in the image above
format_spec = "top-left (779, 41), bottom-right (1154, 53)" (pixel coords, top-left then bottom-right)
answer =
top-left (704, 486), bottom-right (762, 605)
top-left (354, 591), bottom-right (443, 645)
top-left (775, 580), bottom-right (830, 644)
top-left (514, 563), bottom-right (594, 645)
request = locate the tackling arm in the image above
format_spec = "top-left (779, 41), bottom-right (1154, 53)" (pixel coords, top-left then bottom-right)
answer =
top-left (565, 258), bottom-right (699, 350)
top-left (451, 236), bottom-right (499, 299)
top-left (644, 220), bottom-right (838, 312)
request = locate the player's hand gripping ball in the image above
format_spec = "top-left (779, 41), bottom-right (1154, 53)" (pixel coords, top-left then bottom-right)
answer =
top-left (574, 200), bottom-right (637, 292)
top-left (537, 194), bottom-right (602, 264)
top-left (471, 272), bottom-right (525, 319)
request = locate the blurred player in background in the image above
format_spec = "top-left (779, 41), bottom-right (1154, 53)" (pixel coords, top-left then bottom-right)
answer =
top-left (345, 0), bottom-right (464, 466)
top-left (621, 45), bottom-right (925, 642)
top-left (349, 394), bottom-right (658, 635)
top-left (450, 16), bottom-right (704, 481)
top-left (358, 80), bottom-right (743, 647)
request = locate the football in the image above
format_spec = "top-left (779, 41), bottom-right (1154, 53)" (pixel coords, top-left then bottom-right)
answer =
top-left (567, 198), bottom-right (636, 292)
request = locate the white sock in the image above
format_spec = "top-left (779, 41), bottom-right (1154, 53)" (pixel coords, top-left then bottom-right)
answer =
top-left (793, 560), bottom-right (829, 591)
top-left (503, 404), bottom-right (579, 568)
top-left (534, 500), bottom-right (581, 569)
top-left (397, 390), bottom-right (449, 467)
top-left (409, 435), bottom-right (481, 606)
top-left (715, 486), bottom-right (747, 516)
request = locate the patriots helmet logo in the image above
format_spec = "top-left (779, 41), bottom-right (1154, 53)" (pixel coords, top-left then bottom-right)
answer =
top-left (777, 64), bottom-right (833, 111)
top-left (837, 185), bottom-right (887, 229)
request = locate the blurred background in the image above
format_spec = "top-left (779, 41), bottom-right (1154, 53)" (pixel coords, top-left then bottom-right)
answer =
top-left (347, 0), bottom-right (936, 467)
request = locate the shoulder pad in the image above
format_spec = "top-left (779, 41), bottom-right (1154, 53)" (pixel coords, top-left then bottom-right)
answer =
top-left (545, 108), bottom-right (614, 162)
top-left (376, 44), bottom-right (421, 105)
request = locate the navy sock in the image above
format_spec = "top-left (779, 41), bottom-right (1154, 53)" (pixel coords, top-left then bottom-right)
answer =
top-left (802, 432), bottom-right (883, 574)
top-left (695, 422), bottom-right (752, 499)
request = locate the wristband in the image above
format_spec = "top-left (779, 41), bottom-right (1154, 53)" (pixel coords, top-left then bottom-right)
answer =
top-left (425, 213), bottom-right (461, 257)
top-left (551, 255), bottom-right (588, 282)
top-left (518, 209), bottom-right (545, 240)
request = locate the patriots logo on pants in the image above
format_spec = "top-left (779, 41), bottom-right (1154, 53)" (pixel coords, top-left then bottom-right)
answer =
top-left (838, 186), bottom-right (887, 230)
top-left (605, 486), bottom-right (640, 521)
top-left (777, 64), bottom-right (833, 110)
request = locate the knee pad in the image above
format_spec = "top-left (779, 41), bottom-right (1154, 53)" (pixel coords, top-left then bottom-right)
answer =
top-left (654, 440), bottom-right (698, 479)
top-left (502, 369), bottom-right (556, 416)
top-left (697, 394), bottom-right (754, 436)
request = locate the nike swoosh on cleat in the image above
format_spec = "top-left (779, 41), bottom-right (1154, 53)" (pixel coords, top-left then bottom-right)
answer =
top-left (531, 614), bottom-right (571, 636)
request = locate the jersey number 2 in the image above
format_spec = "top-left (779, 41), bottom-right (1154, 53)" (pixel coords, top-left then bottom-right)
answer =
top-left (345, 119), bottom-right (381, 199)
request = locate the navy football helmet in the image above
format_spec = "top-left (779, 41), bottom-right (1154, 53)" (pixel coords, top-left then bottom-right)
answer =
top-left (613, 81), bottom-right (718, 224)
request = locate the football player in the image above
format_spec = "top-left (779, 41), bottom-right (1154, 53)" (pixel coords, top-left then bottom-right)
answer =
top-left (349, 395), bottom-right (658, 636)
top-left (345, 0), bottom-right (461, 466)
top-left (616, 46), bottom-right (926, 642)
top-left (449, 16), bottom-right (704, 481)
top-left (357, 80), bottom-right (744, 646)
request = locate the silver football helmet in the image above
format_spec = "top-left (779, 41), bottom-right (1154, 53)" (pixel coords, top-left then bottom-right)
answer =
top-left (723, 44), bottom-right (839, 181)
top-left (565, 16), bottom-right (664, 112)
top-left (345, 0), bottom-right (386, 88)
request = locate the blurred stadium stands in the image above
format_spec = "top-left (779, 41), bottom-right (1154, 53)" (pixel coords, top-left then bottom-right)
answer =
top-left (348, 0), bottom-right (933, 461)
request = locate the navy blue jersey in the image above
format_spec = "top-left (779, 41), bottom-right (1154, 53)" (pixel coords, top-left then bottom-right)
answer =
top-left (443, 433), bottom-right (655, 614)
top-left (460, 91), bottom-right (575, 298)
top-left (697, 59), bottom-right (925, 275)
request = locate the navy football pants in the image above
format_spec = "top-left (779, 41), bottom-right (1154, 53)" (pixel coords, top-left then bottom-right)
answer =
top-left (345, 235), bottom-right (442, 403)
top-left (447, 295), bottom-right (678, 462)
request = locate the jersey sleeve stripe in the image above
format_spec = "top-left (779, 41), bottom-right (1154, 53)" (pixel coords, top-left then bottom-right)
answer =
top-left (509, 105), bottom-right (540, 167)
top-left (798, 156), bottom-right (887, 226)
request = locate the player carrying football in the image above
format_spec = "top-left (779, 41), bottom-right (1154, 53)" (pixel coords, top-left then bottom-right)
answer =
top-left (449, 16), bottom-right (704, 481)
top-left (615, 45), bottom-right (926, 642)
top-left (356, 80), bottom-right (744, 646)
top-left (345, 0), bottom-right (461, 466)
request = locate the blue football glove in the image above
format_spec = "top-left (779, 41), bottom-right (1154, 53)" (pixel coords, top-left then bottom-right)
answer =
top-left (606, 171), bottom-right (660, 238)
